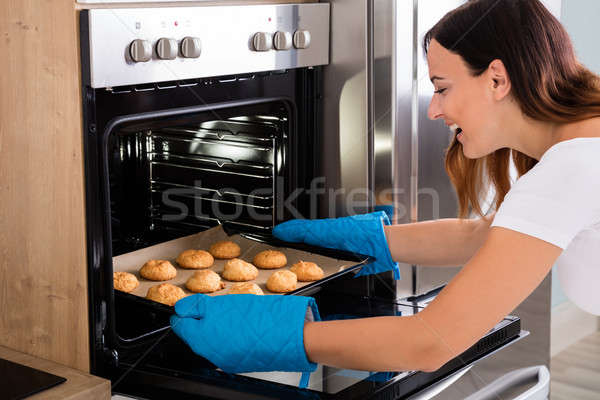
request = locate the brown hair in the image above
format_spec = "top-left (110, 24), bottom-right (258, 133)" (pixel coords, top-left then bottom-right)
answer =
top-left (423, 0), bottom-right (600, 218)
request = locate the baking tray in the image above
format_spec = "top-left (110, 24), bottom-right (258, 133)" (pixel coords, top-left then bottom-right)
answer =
top-left (112, 224), bottom-right (372, 303)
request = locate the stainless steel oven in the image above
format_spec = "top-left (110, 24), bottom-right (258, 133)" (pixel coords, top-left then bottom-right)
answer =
top-left (80, 3), bottom-right (527, 399)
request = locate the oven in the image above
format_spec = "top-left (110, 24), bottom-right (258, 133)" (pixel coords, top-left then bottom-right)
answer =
top-left (80, 3), bottom-right (526, 399)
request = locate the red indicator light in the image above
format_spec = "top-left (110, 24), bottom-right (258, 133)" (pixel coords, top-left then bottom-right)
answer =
top-left (174, 21), bottom-right (179, 26)
top-left (268, 17), bottom-right (272, 22)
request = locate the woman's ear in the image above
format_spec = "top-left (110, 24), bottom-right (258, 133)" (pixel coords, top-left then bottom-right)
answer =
top-left (488, 59), bottom-right (511, 100)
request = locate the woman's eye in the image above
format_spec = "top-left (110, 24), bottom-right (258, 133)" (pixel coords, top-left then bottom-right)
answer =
top-left (434, 88), bottom-right (446, 94)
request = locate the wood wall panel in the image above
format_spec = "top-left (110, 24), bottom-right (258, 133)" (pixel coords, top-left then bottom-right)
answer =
top-left (0, 1), bottom-right (89, 371)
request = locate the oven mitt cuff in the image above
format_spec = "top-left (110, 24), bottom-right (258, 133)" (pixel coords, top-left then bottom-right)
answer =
top-left (272, 211), bottom-right (401, 280)
top-left (170, 294), bottom-right (321, 374)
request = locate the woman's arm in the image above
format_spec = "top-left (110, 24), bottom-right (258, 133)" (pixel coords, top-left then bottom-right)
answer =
top-left (303, 226), bottom-right (562, 372)
top-left (303, 312), bottom-right (447, 372)
top-left (383, 213), bottom-right (495, 266)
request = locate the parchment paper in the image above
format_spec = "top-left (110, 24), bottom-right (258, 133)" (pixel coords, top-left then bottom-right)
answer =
top-left (113, 225), bottom-right (357, 300)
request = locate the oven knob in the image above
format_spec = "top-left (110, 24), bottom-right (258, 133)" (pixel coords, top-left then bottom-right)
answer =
top-left (156, 38), bottom-right (178, 60)
top-left (273, 31), bottom-right (292, 50)
top-left (129, 39), bottom-right (152, 62)
top-left (252, 32), bottom-right (273, 51)
top-left (180, 36), bottom-right (202, 58)
top-left (293, 30), bottom-right (311, 49)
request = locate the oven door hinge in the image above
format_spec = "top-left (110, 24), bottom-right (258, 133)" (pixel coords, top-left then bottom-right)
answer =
top-left (97, 301), bottom-right (118, 368)
top-left (103, 346), bottom-right (119, 369)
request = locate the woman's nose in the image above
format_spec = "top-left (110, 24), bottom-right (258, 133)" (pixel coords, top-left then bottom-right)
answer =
top-left (427, 97), bottom-right (442, 120)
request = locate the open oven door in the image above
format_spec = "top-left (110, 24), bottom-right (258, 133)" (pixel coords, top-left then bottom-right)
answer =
top-left (110, 281), bottom-right (529, 400)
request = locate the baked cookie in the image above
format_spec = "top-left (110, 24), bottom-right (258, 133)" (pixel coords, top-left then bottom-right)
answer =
top-left (266, 270), bottom-right (297, 293)
top-left (140, 260), bottom-right (177, 281)
top-left (290, 261), bottom-right (324, 282)
top-left (209, 240), bottom-right (241, 259)
top-left (113, 271), bottom-right (140, 293)
top-left (222, 258), bottom-right (259, 282)
top-left (186, 270), bottom-right (226, 293)
top-left (146, 283), bottom-right (186, 306)
top-left (176, 249), bottom-right (214, 269)
top-left (228, 282), bottom-right (264, 295)
top-left (253, 250), bottom-right (287, 269)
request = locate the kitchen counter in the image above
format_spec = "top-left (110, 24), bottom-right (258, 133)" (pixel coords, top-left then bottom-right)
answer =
top-left (0, 346), bottom-right (110, 400)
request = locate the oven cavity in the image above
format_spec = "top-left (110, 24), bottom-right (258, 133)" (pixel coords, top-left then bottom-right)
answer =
top-left (109, 105), bottom-right (290, 256)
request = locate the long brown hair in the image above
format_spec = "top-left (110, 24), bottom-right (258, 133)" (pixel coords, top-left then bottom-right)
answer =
top-left (424, 0), bottom-right (600, 218)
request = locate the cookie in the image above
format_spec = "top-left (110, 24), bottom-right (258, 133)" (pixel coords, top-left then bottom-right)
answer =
top-left (266, 270), bottom-right (297, 293)
top-left (113, 271), bottom-right (140, 293)
top-left (186, 269), bottom-right (226, 293)
top-left (209, 240), bottom-right (241, 259)
top-left (228, 282), bottom-right (264, 295)
top-left (289, 261), bottom-right (324, 282)
top-left (146, 283), bottom-right (186, 306)
top-left (140, 260), bottom-right (177, 281)
top-left (222, 258), bottom-right (259, 282)
top-left (176, 249), bottom-right (214, 269)
top-left (253, 250), bottom-right (287, 269)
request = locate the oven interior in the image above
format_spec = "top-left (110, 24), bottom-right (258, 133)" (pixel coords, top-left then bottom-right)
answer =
top-left (105, 97), bottom-right (349, 345)
top-left (109, 100), bottom-right (293, 257)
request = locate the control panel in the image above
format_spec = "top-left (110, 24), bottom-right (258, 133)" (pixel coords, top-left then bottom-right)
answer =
top-left (84, 4), bottom-right (329, 88)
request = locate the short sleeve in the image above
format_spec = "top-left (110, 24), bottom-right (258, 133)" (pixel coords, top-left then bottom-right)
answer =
top-left (491, 140), bottom-right (600, 249)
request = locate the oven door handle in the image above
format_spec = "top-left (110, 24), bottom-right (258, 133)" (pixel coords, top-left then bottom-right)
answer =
top-left (406, 365), bottom-right (473, 400)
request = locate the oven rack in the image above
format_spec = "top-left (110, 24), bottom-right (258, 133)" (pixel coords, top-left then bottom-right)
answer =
top-left (148, 152), bottom-right (273, 172)
top-left (148, 136), bottom-right (275, 165)
top-left (150, 185), bottom-right (272, 211)
top-left (149, 180), bottom-right (274, 203)
top-left (157, 128), bottom-right (274, 144)
top-left (149, 160), bottom-right (273, 179)
top-left (148, 192), bottom-right (274, 230)
top-left (173, 119), bottom-right (282, 137)
top-left (149, 215), bottom-right (272, 233)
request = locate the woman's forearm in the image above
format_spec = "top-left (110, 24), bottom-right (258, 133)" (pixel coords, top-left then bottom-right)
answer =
top-left (383, 214), bottom-right (494, 266)
top-left (303, 315), bottom-right (452, 372)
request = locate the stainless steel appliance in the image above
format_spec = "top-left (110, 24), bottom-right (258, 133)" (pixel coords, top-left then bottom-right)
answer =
top-left (324, 0), bottom-right (556, 398)
top-left (79, 2), bottom-right (542, 399)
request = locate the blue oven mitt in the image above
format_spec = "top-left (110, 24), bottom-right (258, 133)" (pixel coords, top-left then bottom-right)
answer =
top-left (374, 204), bottom-right (395, 221)
top-left (272, 211), bottom-right (400, 279)
top-left (170, 293), bottom-right (321, 386)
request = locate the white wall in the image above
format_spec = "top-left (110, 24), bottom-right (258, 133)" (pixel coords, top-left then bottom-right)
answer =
top-left (550, 0), bottom-right (600, 356)
top-left (561, 0), bottom-right (600, 74)
top-left (552, 0), bottom-right (600, 309)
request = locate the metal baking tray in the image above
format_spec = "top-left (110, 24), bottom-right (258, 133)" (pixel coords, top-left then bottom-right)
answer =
top-left (112, 224), bottom-right (372, 304)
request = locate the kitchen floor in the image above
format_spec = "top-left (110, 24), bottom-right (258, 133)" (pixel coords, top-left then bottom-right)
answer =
top-left (551, 330), bottom-right (600, 399)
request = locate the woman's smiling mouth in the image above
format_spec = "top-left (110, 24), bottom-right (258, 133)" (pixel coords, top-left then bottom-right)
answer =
top-left (449, 123), bottom-right (463, 139)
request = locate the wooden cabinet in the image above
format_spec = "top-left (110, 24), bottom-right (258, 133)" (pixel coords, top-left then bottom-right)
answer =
top-left (0, 0), bottom-right (89, 372)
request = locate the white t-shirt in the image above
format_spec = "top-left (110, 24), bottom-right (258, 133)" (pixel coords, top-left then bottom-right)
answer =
top-left (491, 137), bottom-right (600, 315)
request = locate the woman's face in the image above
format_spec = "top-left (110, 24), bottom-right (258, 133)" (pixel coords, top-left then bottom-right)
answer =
top-left (426, 39), bottom-right (507, 159)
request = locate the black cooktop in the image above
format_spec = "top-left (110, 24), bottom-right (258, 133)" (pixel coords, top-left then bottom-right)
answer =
top-left (0, 358), bottom-right (66, 400)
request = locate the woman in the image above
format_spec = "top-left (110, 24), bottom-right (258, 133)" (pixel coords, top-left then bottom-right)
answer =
top-left (171, 0), bottom-right (600, 376)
